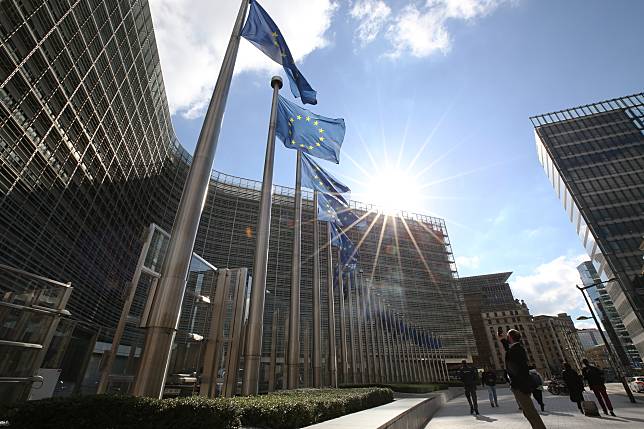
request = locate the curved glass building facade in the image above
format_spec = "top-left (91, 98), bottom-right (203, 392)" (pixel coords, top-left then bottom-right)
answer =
top-left (1, 0), bottom-right (475, 394)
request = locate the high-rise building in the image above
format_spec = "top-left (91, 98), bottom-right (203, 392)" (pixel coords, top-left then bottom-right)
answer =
top-left (531, 94), bottom-right (644, 358)
top-left (459, 272), bottom-right (514, 367)
top-left (534, 313), bottom-right (586, 374)
top-left (0, 0), bottom-right (474, 395)
top-left (578, 261), bottom-right (642, 368)
top-left (577, 328), bottom-right (604, 350)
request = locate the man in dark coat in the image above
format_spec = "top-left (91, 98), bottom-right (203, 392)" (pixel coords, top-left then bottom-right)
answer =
top-left (582, 359), bottom-right (615, 416)
top-left (562, 362), bottom-right (585, 413)
top-left (499, 329), bottom-right (545, 429)
top-left (457, 360), bottom-right (479, 415)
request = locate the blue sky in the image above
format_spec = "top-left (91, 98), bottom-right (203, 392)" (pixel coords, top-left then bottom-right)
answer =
top-left (150, 0), bottom-right (644, 327)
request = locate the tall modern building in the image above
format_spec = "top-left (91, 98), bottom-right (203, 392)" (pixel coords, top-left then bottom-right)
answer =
top-left (577, 328), bottom-right (604, 350)
top-left (578, 261), bottom-right (642, 368)
top-left (531, 93), bottom-right (644, 359)
top-left (0, 0), bottom-right (474, 397)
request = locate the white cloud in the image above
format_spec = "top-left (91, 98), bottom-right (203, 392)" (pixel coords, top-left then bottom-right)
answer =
top-left (511, 254), bottom-right (588, 317)
top-left (149, 0), bottom-right (338, 118)
top-left (350, 0), bottom-right (392, 46)
top-left (348, 0), bottom-right (510, 58)
top-left (456, 255), bottom-right (481, 270)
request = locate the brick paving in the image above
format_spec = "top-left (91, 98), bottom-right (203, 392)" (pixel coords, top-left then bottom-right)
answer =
top-left (425, 384), bottom-right (644, 429)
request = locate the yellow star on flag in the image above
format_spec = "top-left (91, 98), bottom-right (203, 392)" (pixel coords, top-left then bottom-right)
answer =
top-left (291, 139), bottom-right (296, 145)
top-left (306, 116), bottom-right (311, 121)
top-left (316, 142), bottom-right (321, 146)
top-left (308, 145), bottom-right (314, 150)
top-left (319, 137), bottom-right (325, 142)
top-left (313, 120), bottom-right (318, 126)
top-left (318, 128), bottom-right (324, 133)
top-left (290, 117), bottom-right (295, 122)
top-left (299, 144), bottom-right (305, 147)
top-left (297, 115), bottom-right (302, 120)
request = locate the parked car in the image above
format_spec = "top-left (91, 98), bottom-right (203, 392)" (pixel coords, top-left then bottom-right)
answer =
top-left (163, 370), bottom-right (199, 398)
top-left (546, 376), bottom-right (569, 395)
top-left (629, 376), bottom-right (644, 393)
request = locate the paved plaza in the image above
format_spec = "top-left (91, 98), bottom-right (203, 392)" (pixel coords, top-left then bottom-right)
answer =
top-left (425, 384), bottom-right (644, 429)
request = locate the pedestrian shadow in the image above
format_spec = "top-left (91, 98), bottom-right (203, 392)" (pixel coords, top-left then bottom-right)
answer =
top-left (475, 415), bottom-right (498, 423)
top-left (544, 411), bottom-right (574, 417)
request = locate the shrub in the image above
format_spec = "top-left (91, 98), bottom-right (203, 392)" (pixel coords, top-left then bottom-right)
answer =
top-left (233, 387), bottom-right (393, 429)
top-left (1, 388), bottom-right (391, 429)
top-left (2, 394), bottom-right (240, 429)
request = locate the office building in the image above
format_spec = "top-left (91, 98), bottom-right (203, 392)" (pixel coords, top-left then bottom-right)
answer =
top-left (577, 328), bottom-right (604, 350)
top-left (578, 261), bottom-right (642, 368)
top-left (459, 272), bottom-right (514, 367)
top-left (534, 313), bottom-right (586, 373)
top-left (0, 0), bottom-right (473, 397)
top-left (531, 94), bottom-right (644, 358)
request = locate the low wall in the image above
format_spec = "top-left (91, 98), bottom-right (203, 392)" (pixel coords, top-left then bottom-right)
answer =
top-left (305, 387), bottom-right (460, 429)
top-left (378, 388), bottom-right (460, 429)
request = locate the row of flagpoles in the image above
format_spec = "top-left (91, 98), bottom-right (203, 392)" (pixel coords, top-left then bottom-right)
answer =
top-left (134, 0), bottom-right (449, 398)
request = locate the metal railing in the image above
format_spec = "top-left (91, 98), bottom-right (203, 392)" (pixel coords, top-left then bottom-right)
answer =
top-left (0, 263), bottom-right (72, 403)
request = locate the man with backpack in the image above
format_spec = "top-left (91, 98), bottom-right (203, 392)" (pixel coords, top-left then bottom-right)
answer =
top-left (582, 358), bottom-right (616, 416)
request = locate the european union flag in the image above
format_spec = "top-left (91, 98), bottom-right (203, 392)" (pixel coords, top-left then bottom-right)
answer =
top-left (317, 192), bottom-right (362, 229)
top-left (301, 153), bottom-right (350, 196)
top-left (241, 0), bottom-right (317, 105)
top-left (330, 223), bottom-right (358, 270)
top-left (276, 95), bottom-right (344, 164)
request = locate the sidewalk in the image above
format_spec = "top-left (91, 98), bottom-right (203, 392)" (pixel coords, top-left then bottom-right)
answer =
top-left (425, 384), bottom-right (644, 429)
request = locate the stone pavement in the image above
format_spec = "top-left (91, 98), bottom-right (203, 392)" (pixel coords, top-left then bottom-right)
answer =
top-left (425, 383), bottom-right (644, 429)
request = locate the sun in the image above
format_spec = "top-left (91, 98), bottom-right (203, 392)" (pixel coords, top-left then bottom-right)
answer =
top-left (362, 166), bottom-right (424, 214)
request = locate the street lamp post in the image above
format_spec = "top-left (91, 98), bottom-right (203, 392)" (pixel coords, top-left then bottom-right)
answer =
top-left (576, 278), bottom-right (636, 403)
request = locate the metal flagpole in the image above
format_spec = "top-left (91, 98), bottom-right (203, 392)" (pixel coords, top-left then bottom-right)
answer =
top-left (376, 300), bottom-right (389, 383)
top-left (387, 308), bottom-right (398, 382)
top-left (326, 223), bottom-right (338, 387)
top-left (438, 335), bottom-right (448, 381)
top-left (268, 308), bottom-right (279, 392)
top-left (346, 271), bottom-right (357, 383)
top-left (365, 282), bottom-right (379, 383)
top-left (354, 271), bottom-right (366, 384)
top-left (241, 76), bottom-right (283, 395)
top-left (312, 192), bottom-right (321, 387)
top-left (337, 252), bottom-right (348, 383)
top-left (133, 0), bottom-right (249, 398)
top-left (287, 151), bottom-right (303, 389)
top-left (386, 306), bottom-right (396, 383)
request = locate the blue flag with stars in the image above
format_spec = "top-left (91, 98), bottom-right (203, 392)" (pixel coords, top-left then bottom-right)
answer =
top-left (317, 191), bottom-right (363, 229)
top-left (301, 153), bottom-right (350, 197)
top-left (276, 95), bottom-right (345, 164)
top-left (330, 223), bottom-right (358, 270)
top-left (241, 0), bottom-right (317, 105)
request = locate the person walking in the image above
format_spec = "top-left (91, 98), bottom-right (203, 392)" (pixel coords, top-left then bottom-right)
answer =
top-left (562, 362), bottom-right (585, 413)
top-left (458, 360), bottom-right (479, 415)
top-left (582, 358), bottom-right (615, 416)
top-left (498, 328), bottom-right (546, 429)
top-left (529, 366), bottom-right (545, 412)
top-left (481, 366), bottom-right (498, 407)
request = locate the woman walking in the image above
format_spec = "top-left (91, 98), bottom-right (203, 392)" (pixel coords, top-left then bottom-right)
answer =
top-left (561, 362), bottom-right (585, 413)
top-left (529, 366), bottom-right (545, 411)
